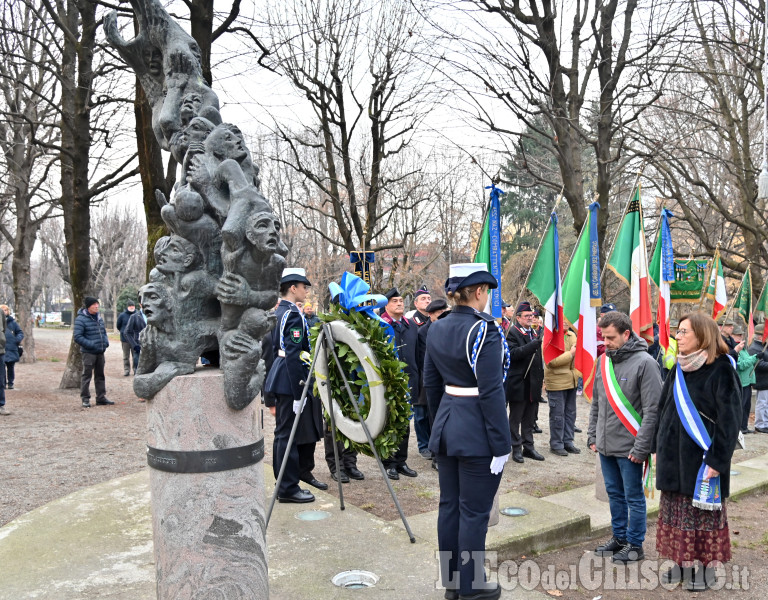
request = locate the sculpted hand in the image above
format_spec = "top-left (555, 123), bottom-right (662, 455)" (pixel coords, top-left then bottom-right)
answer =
top-left (216, 273), bottom-right (251, 306)
top-left (490, 454), bottom-right (510, 475)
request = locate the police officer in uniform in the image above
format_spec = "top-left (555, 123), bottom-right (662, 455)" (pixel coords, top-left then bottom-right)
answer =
top-left (411, 287), bottom-right (431, 326)
top-left (264, 268), bottom-right (325, 503)
top-left (424, 263), bottom-right (511, 600)
top-left (505, 301), bottom-right (545, 463)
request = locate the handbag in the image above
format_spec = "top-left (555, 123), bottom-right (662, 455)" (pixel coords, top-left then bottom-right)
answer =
top-left (17, 345), bottom-right (23, 358)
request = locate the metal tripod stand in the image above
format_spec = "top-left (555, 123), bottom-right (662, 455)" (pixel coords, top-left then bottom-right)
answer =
top-left (266, 322), bottom-right (416, 543)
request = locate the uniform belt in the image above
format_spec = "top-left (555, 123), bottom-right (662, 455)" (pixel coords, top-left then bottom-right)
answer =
top-left (278, 350), bottom-right (286, 357)
top-left (445, 385), bottom-right (479, 396)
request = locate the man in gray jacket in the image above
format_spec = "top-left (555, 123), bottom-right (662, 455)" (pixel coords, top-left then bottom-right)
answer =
top-left (587, 311), bottom-right (661, 564)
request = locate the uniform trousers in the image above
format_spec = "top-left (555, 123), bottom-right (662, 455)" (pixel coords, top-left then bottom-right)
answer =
top-left (740, 385), bottom-right (752, 431)
top-left (436, 454), bottom-right (501, 595)
top-left (507, 376), bottom-right (536, 451)
top-left (298, 443), bottom-right (317, 482)
top-left (323, 426), bottom-right (358, 473)
top-left (272, 393), bottom-right (301, 497)
top-left (382, 424), bottom-right (410, 469)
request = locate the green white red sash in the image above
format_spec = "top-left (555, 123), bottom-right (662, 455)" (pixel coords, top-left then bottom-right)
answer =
top-left (601, 355), bottom-right (654, 496)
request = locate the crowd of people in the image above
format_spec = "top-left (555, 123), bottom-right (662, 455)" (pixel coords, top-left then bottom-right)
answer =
top-left (62, 266), bottom-right (753, 598)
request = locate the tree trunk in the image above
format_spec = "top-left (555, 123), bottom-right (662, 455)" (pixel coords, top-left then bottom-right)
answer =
top-left (11, 226), bottom-right (38, 364)
top-left (58, 2), bottom-right (97, 389)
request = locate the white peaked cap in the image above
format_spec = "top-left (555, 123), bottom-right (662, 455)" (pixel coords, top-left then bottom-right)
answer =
top-left (282, 267), bottom-right (306, 278)
top-left (449, 263), bottom-right (489, 278)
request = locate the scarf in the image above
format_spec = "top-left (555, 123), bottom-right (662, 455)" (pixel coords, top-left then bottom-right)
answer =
top-left (677, 348), bottom-right (708, 372)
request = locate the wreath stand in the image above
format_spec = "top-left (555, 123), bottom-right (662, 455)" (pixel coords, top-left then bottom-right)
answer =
top-left (266, 322), bottom-right (416, 543)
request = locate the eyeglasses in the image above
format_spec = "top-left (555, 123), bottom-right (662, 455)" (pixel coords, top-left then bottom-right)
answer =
top-left (676, 328), bottom-right (689, 336)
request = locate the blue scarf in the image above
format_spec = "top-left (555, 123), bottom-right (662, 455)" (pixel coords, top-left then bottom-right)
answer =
top-left (673, 363), bottom-right (722, 511)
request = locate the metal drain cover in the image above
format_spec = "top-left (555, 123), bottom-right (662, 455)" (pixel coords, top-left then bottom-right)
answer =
top-left (500, 506), bottom-right (529, 517)
top-left (332, 570), bottom-right (379, 589)
top-left (295, 510), bottom-right (331, 521)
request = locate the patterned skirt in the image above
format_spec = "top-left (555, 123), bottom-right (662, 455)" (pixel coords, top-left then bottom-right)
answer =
top-left (656, 491), bottom-right (731, 565)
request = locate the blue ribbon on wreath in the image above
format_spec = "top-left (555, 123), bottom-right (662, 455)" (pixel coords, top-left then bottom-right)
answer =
top-left (328, 271), bottom-right (394, 341)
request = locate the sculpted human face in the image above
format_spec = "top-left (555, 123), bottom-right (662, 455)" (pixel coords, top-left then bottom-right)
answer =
top-left (156, 238), bottom-right (195, 273)
top-left (209, 126), bottom-right (247, 162)
top-left (141, 285), bottom-right (171, 326)
top-left (180, 92), bottom-right (202, 122)
top-left (246, 212), bottom-right (281, 254)
top-left (143, 46), bottom-right (163, 77)
top-left (187, 117), bottom-right (214, 145)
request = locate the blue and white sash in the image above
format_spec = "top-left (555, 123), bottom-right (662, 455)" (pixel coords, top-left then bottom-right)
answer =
top-left (466, 321), bottom-right (510, 382)
top-left (673, 363), bottom-right (722, 511)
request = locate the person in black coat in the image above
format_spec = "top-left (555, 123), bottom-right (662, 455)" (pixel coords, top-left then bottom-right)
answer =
top-left (264, 268), bottom-right (325, 503)
top-left (380, 287), bottom-right (421, 480)
top-left (652, 312), bottom-right (741, 590)
top-left (505, 301), bottom-right (544, 463)
top-left (424, 263), bottom-right (511, 600)
top-left (2, 305), bottom-right (23, 390)
top-left (116, 301), bottom-right (138, 376)
top-left (122, 305), bottom-right (147, 375)
top-left (73, 297), bottom-right (112, 408)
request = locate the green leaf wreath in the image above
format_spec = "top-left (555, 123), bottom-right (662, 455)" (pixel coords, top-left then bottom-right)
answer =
top-left (310, 304), bottom-right (411, 459)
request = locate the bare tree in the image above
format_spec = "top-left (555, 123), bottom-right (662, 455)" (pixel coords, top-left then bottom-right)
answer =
top-left (257, 0), bottom-right (440, 254)
top-left (0, 0), bottom-right (62, 362)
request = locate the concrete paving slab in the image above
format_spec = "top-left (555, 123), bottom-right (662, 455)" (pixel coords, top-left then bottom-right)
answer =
top-left (398, 490), bottom-right (591, 560)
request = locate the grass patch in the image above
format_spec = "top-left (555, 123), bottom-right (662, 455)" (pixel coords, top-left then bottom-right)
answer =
top-left (50, 357), bottom-right (60, 362)
top-left (528, 477), bottom-right (583, 498)
top-left (360, 502), bottom-right (375, 510)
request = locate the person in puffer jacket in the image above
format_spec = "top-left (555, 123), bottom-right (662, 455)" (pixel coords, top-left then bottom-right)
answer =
top-left (73, 296), bottom-right (112, 408)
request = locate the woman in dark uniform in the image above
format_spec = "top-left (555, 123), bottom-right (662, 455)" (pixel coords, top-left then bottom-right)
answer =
top-left (423, 263), bottom-right (511, 600)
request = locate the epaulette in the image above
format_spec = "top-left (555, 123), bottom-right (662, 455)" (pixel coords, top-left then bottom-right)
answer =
top-left (473, 309), bottom-right (495, 323)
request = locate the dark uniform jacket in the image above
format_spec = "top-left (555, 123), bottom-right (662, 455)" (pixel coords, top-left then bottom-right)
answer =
top-left (73, 308), bottom-right (109, 354)
top-left (749, 340), bottom-right (768, 390)
top-left (415, 318), bottom-right (431, 406)
top-left (411, 310), bottom-right (429, 327)
top-left (505, 323), bottom-right (541, 403)
top-left (652, 354), bottom-right (741, 498)
top-left (264, 299), bottom-right (322, 443)
top-left (382, 311), bottom-right (421, 403)
top-left (424, 305), bottom-right (512, 457)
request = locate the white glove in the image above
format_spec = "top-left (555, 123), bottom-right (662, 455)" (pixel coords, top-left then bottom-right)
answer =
top-left (292, 399), bottom-right (305, 414)
top-left (490, 454), bottom-right (510, 475)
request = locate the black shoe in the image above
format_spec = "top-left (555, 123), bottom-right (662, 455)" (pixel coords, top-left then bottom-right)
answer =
top-left (458, 582), bottom-right (501, 600)
top-left (346, 467), bottom-right (365, 480)
top-left (522, 448), bottom-right (545, 461)
top-left (594, 536), bottom-right (626, 556)
top-left (550, 447), bottom-right (568, 456)
top-left (123, 372), bottom-right (130, 377)
top-left (756, 427), bottom-right (768, 433)
top-left (533, 425), bottom-right (543, 433)
top-left (82, 400), bottom-right (91, 408)
top-left (684, 566), bottom-right (716, 591)
top-left (611, 543), bottom-right (644, 563)
top-left (742, 429), bottom-right (754, 434)
top-left (397, 464), bottom-right (418, 477)
top-left (386, 467), bottom-right (400, 480)
top-left (278, 489), bottom-right (315, 503)
top-left (7, 383), bottom-right (13, 389)
top-left (538, 398), bottom-right (547, 403)
top-left (512, 448), bottom-right (524, 463)
top-left (95, 399), bottom-right (115, 405)
top-left (444, 590), bottom-right (459, 600)
top-left (573, 427), bottom-right (582, 433)
top-left (564, 443), bottom-right (581, 454)
top-left (302, 477), bottom-right (328, 491)
top-left (330, 470), bottom-right (350, 483)
top-left (419, 449), bottom-right (432, 459)
top-left (661, 564), bottom-right (695, 585)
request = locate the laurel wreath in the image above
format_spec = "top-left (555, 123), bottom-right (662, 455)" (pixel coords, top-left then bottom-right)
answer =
top-left (310, 304), bottom-right (411, 459)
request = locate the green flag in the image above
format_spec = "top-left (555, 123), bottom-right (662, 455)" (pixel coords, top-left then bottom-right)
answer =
top-left (733, 268), bottom-right (752, 327)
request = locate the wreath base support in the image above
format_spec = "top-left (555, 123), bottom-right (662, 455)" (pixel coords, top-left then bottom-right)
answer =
top-left (266, 322), bottom-right (416, 544)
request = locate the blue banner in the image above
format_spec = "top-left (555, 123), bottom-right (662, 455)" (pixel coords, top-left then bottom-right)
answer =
top-left (485, 184), bottom-right (504, 319)
top-left (588, 201), bottom-right (602, 301)
top-left (660, 209), bottom-right (675, 283)
top-left (551, 212), bottom-right (561, 332)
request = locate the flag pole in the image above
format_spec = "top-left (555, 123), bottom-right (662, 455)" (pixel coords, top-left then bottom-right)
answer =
top-left (512, 186), bottom-right (565, 312)
top-left (720, 262), bottom-right (750, 329)
top-left (698, 242), bottom-right (719, 310)
top-left (600, 157), bottom-right (650, 280)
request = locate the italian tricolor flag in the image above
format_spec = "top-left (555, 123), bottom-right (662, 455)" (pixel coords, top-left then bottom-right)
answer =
top-left (562, 204), bottom-right (601, 400)
top-left (705, 248), bottom-right (727, 322)
top-left (649, 209), bottom-right (674, 353)
top-left (607, 187), bottom-right (654, 343)
top-left (527, 212), bottom-right (565, 364)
